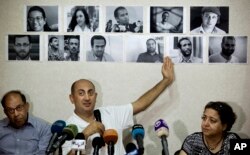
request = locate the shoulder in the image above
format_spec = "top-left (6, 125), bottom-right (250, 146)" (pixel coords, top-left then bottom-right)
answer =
top-left (29, 115), bottom-right (51, 127)
top-left (191, 26), bottom-right (202, 33)
top-left (226, 132), bottom-right (241, 139)
top-left (214, 27), bottom-right (226, 34)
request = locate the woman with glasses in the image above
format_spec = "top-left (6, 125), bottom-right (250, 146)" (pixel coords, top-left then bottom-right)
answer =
top-left (67, 7), bottom-right (92, 32)
top-left (179, 101), bottom-right (240, 155)
top-left (27, 6), bottom-right (53, 32)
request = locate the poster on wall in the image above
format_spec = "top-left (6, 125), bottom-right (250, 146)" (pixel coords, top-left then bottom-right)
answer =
top-left (190, 6), bottom-right (229, 34)
top-left (125, 35), bottom-right (165, 63)
top-left (105, 6), bottom-right (143, 33)
top-left (7, 35), bottom-right (40, 61)
top-left (150, 6), bottom-right (184, 33)
top-left (84, 34), bottom-right (123, 62)
top-left (168, 36), bottom-right (204, 63)
top-left (209, 36), bottom-right (248, 63)
top-left (64, 6), bottom-right (100, 32)
top-left (26, 5), bottom-right (59, 32)
top-left (46, 35), bottom-right (80, 61)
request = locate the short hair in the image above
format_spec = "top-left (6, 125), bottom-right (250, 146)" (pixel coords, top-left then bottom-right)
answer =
top-left (90, 35), bottom-right (106, 47)
top-left (204, 101), bottom-right (237, 132)
top-left (68, 35), bottom-right (79, 43)
top-left (71, 79), bottom-right (95, 94)
top-left (177, 37), bottom-right (191, 49)
top-left (1, 90), bottom-right (27, 108)
top-left (201, 7), bottom-right (221, 16)
top-left (162, 11), bottom-right (169, 17)
top-left (222, 36), bottom-right (236, 44)
top-left (114, 6), bottom-right (127, 19)
top-left (14, 35), bottom-right (31, 44)
top-left (146, 38), bottom-right (156, 45)
top-left (28, 6), bottom-right (46, 18)
top-left (49, 36), bottom-right (58, 44)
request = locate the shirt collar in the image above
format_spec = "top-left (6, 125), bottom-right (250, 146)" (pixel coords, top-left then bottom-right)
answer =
top-left (199, 25), bottom-right (218, 34)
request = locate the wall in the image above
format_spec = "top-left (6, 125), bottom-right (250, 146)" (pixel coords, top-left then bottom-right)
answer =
top-left (0, 0), bottom-right (249, 154)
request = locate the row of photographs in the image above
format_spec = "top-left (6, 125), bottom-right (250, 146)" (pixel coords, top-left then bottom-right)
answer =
top-left (6, 34), bottom-right (248, 63)
top-left (24, 5), bottom-right (230, 34)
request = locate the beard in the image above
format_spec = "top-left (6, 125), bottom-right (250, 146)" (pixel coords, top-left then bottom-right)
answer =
top-left (181, 49), bottom-right (192, 57)
top-left (222, 48), bottom-right (234, 56)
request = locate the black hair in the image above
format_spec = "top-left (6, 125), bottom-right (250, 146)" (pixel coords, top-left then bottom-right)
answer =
top-left (205, 101), bottom-right (237, 132)
top-left (114, 6), bottom-right (127, 19)
top-left (14, 35), bottom-right (31, 44)
top-left (27, 6), bottom-right (51, 31)
top-left (68, 7), bottom-right (90, 31)
top-left (177, 37), bottom-right (191, 49)
top-left (90, 35), bottom-right (106, 47)
top-left (1, 90), bottom-right (27, 108)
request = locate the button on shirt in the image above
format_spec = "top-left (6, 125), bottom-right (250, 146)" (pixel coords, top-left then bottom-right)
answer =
top-left (0, 115), bottom-right (52, 155)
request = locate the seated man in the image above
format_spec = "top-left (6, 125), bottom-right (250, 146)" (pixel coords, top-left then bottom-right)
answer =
top-left (0, 90), bottom-right (52, 154)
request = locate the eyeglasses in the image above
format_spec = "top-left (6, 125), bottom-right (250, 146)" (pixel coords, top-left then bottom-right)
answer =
top-left (28, 16), bottom-right (44, 22)
top-left (5, 104), bottom-right (26, 114)
top-left (15, 43), bottom-right (30, 48)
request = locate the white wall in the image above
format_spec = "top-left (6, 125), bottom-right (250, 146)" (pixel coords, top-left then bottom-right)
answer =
top-left (0, 0), bottom-right (250, 154)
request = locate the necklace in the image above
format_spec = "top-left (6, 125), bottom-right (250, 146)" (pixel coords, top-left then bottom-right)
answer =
top-left (204, 136), bottom-right (223, 150)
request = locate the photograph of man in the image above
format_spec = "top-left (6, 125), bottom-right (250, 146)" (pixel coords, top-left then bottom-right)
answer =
top-left (65, 6), bottom-right (99, 32)
top-left (190, 7), bottom-right (228, 34)
top-left (125, 36), bottom-right (164, 63)
top-left (105, 6), bottom-right (143, 33)
top-left (64, 35), bottom-right (80, 61)
top-left (169, 36), bottom-right (203, 63)
top-left (209, 36), bottom-right (247, 63)
top-left (150, 7), bottom-right (183, 33)
top-left (8, 35), bottom-right (40, 61)
top-left (27, 6), bottom-right (58, 32)
top-left (137, 38), bottom-right (163, 63)
top-left (86, 35), bottom-right (123, 62)
top-left (48, 36), bottom-right (64, 61)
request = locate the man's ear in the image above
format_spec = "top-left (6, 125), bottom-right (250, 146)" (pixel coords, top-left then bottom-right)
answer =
top-left (69, 94), bottom-right (74, 104)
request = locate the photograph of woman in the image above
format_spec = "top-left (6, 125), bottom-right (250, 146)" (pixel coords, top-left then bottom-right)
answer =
top-left (66, 6), bottom-right (99, 32)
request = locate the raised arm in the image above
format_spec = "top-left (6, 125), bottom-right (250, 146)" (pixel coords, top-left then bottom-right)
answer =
top-left (132, 57), bottom-right (174, 115)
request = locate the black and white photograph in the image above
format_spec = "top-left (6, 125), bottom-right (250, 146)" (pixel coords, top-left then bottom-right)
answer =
top-left (168, 36), bottom-right (204, 63)
top-left (125, 35), bottom-right (164, 63)
top-left (85, 34), bottom-right (123, 62)
top-left (64, 6), bottom-right (99, 32)
top-left (105, 6), bottom-right (143, 33)
top-left (26, 6), bottom-right (58, 32)
top-left (8, 35), bottom-right (40, 61)
top-left (47, 35), bottom-right (65, 61)
top-left (150, 7), bottom-right (183, 33)
top-left (46, 35), bottom-right (80, 61)
top-left (190, 6), bottom-right (229, 34)
top-left (209, 36), bottom-right (247, 63)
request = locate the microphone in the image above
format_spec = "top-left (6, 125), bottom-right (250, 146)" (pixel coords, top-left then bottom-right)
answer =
top-left (154, 119), bottom-right (169, 155)
top-left (132, 124), bottom-right (144, 155)
top-left (50, 124), bottom-right (78, 153)
top-left (72, 133), bottom-right (86, 155)
top-left (103, 129), bottom-right (118, 155)
top-left (46, 120), bottom-right (66, 154)
top-left (94, 109), bottom-right (102, 122)
top-left (125, 142), bottom-right (139, 155)
top-left (92, 109), bottom-right (104, 155)
top-left (92, 136), bottom-right (105, 155)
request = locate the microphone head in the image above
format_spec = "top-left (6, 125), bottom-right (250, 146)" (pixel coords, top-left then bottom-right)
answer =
top-left (154, 119), bottom-right (169, 137)
top-left (75, 133), bottom-right (85, 140)
top-left (125, 142), bottom-right (138, 154)
top-left (94, 109), bottom-right (102, 122)
top-left (92, 136), bottom-right (105, 147)
top-left (51, 120), bottom-right (66, 134)
top-left (103, 129), bottom-right (118, 144)
top-left (62, 124), bottom-right (78, 140)
top-left (132, 124), bottom-right (145, 139)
